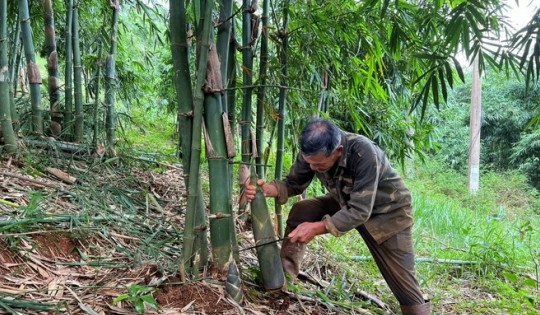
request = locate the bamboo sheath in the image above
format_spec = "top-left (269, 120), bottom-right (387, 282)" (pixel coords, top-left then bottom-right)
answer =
top-left (250, 179), bottom-right (285, 290)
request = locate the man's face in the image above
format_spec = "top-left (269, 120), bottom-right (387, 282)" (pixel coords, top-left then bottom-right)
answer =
top-left (302, 146), bottom-right (343, 173)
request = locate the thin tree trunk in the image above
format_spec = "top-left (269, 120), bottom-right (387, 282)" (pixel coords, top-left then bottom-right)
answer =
top-left (8, 15), bottom-right (20, 126)
top-left (180, 0), bottom-right (214, 276)
top-left (19, 0), bottom-right (43, 135)
top-left (72, 1), bottom-right (83, 142)
top-left (64, 0), bottom-right (73, 139)
top-left (274, 0), bottom-right (290, 237)
top-left (42, 0), bottom-right (61, 137)
top-left (255, 0), bottom-right (269, 178)
top-left (0, 0), bottom-right (17, 152)
top-left (170, 0), bottom-right (208, 276)
top-left (468, 56), bottom-right (482, 194)
top-left (105, 1), bottom-right (119, 154)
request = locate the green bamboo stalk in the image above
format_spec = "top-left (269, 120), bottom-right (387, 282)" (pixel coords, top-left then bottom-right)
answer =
top-left (250, 175), bottom-right (285, 290)
top-left (8, 13), bottom-right (20, 125)
top-left (204, 40), bottom-right (233, 271)
top-left (105, 1), bottom-right (119, 153)
top-left (217, 0), bottom-right (233, 112)
top-left (255, 0), bottom-right (270, 178)
top-left (64, 0), bottom-right (73, 138)
top-left (170, 0), bottom-right (208, 276)
top-left (72, 0), bottom-right (83, 142)
top-left (42, 0), bottom-right (61, 137)
top-left (19, 0), bottom-right (43, 135)
top-left (181, 0), bottom-right (214, 275)
top-left (92, 40), bottom-right (102, 148)
top-left (226, 27), bottom-right (236, 131)
top-left (274, 0), bottom-right (289, 238)
top-left (240, 0), bottom-right (253, 167)
top-left (0, 0), bottom-right (16, 152)
top-left (216, 0), bottom-right (239, 263)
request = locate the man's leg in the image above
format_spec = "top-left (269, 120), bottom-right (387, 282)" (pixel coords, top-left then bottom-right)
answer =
top-left (357, 225), bottom-right (431, 314)
top-left (281, 195), bottom-right (340, 278)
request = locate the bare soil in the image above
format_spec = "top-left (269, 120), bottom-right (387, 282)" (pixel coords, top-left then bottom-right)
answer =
top-left (0, 157), bottom-right (349, 314)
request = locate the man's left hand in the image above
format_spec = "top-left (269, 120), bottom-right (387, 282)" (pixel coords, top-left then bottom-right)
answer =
top-left (288, 221), bottom-right (327, 243)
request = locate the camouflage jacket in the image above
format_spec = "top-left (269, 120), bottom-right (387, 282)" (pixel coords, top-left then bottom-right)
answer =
top-left (274, 131), bottom-right (413, 244)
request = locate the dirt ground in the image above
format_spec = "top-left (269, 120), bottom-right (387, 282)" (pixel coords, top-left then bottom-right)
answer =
top-left (0, 157), bottom-right (358, 314)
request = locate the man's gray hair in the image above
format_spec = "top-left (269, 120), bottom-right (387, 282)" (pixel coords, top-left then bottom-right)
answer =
top-left (299, 118), bottom-right (342, 157)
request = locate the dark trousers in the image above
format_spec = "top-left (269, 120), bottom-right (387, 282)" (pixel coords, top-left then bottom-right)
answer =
top-left (285, 195), bottom-right (425, 306)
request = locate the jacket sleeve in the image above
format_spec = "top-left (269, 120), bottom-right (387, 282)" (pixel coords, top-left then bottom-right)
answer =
top-left (273, 154), bottom-right (314, 205)
top-left (326, 143), bottom-right (381, 236)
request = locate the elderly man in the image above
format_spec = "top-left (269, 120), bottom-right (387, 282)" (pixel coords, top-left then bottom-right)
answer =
top-left (244, 118), bottom-right (430, 314)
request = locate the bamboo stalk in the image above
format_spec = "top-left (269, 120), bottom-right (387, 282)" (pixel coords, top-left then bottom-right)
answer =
top-left (181, 0), bottom-right (214, 276)
top-left (351, 255), bottom-right (478, 265)
top-left (274, 0), bottom-right (290, 237)
top-left (64, 0), bottom-right (74, 138)
top-left (19, 0), bottom-right (43, 135)
top-left (72, 0), bottom-right (84, 142)
top-left (255, 0), bottom-right (270, 178)
top-left (0, 0), bottom-right (17, 152)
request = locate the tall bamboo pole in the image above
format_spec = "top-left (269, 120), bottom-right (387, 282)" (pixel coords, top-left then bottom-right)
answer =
top-left (255, 0), bottom-right (269, 178)
top-left (204, 41), bottom-right (233, 270)
top-left (181, 0), bottom-right (214, 275)
top-left (105, 0), bottom-right (119, 153)
top-left (170, 0), bottom-right (208, 276)
top-left (0, 0), bottom-right (17, 152)
top-left (274, 0), bottom-right (290, 237)
top-left (216, 0), bottom-right (239, 263)
top-left (19, 0), bottom-right (43, 135)
top-left (217, 0), bottom-right (233, 112)
top-left (64, 0), bottom-right (73, 138)
top-left (92, 40), bottom-right (102, 148)
top-left (240, 0), bottom-right (253, 168)
top-left (8, 14), bottom-right (20, 125)
top-left (42, 0), bottom-right (61, 137)
top-left (72, 0), bottom-right (83, 142)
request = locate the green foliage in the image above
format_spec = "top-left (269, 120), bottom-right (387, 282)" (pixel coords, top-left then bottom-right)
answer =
top-left (434, 71), bottom-right (540, 188)
top-left (405, 157), bottom-right (539, 313)
top-left (112, 284), bottom-right (159, 314)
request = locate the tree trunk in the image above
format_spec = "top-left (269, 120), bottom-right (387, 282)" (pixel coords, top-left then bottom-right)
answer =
top-left (0, 0), bottom-right (17, 152)
top-left (64, 0), bottom-right (73, 139)
top-left (72, 1), bottom-right (84, 142)
top-left (274, 0), bottom-right (290, 237)
top-left (180, 0), bottom-right (214, 276)
top-left (468, 56), bottom-right (482, 194)
top-left (255, 0), bottom-right (269, 178)
top-left (170, 0), bottom-right (208, 276)
top-left (19, 0), bottom-right (43, 135)
top-left (42, 0), bottom-right (61, 137)
top-left (105, 1), bottom-right (119, 154)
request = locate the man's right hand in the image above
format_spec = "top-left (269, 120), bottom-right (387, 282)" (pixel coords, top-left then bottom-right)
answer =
top-left (243, 180), bottom-right (279, 202)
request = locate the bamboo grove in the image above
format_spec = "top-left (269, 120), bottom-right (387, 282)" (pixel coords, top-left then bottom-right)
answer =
top-left (0, 0), bottom-right (539, 285)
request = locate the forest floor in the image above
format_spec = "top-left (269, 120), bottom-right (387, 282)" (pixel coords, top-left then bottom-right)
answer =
top-left (0, 154), bottom-right (371, 314)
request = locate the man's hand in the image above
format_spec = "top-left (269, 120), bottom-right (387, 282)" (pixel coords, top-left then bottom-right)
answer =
top-left (242, 180), bottom-right (279, 203)
top-left (287, 221), bottom-right (327, 243)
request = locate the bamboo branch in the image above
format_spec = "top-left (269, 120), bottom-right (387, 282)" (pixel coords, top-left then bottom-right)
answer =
top-left (351, 255), bottom-right (478, 265)
top-left (2, 171), bottom-right (76, 196)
